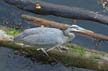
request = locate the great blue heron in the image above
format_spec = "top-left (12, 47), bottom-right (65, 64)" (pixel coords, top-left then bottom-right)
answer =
top-left (14, 25), bottom-right (92, 56)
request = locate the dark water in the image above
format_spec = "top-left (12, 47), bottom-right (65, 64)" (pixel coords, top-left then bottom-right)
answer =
top-left (0, 0), bottom-right (108, 71)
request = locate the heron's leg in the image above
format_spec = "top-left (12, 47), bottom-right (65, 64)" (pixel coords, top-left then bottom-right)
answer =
top-left (37, 48), bottom-right (49, 57)
top-left (46, 44), bottom-right (62, 52)
top-left (47, 43), bottom-right (68, 52)
top-left (59, 46), bottom-right (69, 51)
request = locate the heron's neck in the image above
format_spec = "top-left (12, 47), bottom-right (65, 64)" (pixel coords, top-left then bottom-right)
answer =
top-left (63, 31), bottom-right (75, 42)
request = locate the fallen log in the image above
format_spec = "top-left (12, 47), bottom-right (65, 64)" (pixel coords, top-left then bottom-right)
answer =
top-left (21, 15), bottom-right (69, 30)
top-left (0, 31), bottom-right (108, 71)
top-left (21, 14), bottom-right (108, 41)
top-left (4, 0), bottom-right (108, 25)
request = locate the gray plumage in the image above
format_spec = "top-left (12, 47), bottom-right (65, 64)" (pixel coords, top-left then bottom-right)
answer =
top-left (14, 25), bottom-right (86, 49)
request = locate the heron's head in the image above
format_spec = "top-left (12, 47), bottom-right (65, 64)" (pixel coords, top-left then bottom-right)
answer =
top-left (64, 25), bottom-right (93, 37)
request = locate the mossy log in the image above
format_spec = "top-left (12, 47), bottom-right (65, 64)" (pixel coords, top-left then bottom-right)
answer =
top-left (4, 0), bottom-right (108, 25)
top-left (0, 26), bottom-right (108, 70)
top-left (0, 26), bottom-right (108, 71)
top-left (21, 14), bottom-right (108, 41)
top-left (1, 38), bottom-right (108, 71)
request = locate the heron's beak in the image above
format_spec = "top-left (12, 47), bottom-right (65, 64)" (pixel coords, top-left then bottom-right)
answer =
top-left (71, 28), bottom-right (95, 38)
top-left (69, 25), bottom-right (108, 40)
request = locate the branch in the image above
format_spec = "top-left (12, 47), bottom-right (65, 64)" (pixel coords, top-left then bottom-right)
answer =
top-left (0, 36), bottom-right (108, 71)
top-left (4, 0), bottom-right (108, 25)
top-left (21, 14), bottom-right (108, 41)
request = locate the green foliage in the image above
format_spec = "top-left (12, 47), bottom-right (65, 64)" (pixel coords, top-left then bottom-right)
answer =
top-left (66, 43), bottom-right (86, 56)
top-left (7, 28), bottom-right (21, 36)
top-left (0, 26), bottom-right (21, 36)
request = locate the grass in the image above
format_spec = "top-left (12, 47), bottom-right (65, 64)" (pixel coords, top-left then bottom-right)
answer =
top-left (0, 26), bottom-right (21, 36)
top-left (66, 43), bottom-right (86, 56)
top-left (6, 28), bottom-right (21, 36)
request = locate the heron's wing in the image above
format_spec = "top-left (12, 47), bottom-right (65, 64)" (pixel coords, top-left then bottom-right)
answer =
top-left (14, 27), bottom-right (67, 46)
top-left (23, 30), bottom-right (66, 45)
top-left (14, 28), bottom-right (45, 41)
top-left (20, 27), bottom-right (63, 38)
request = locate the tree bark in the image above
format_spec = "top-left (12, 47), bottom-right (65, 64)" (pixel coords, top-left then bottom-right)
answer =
top-left (21, 14), bottom-right (108, 41)
top-left (4, 0), bottom-right (108, 25)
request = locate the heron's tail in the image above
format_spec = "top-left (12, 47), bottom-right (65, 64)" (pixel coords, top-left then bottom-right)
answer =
top-left (13, 33), bottom-right (24, 42)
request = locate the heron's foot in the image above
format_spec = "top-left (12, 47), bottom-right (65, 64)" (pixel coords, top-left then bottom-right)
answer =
top-left (47, 46), bottom-right (69, 53)
top-left (37, 48), bottom-right (49, 57)
top-left (46, 44), bottom-right (60, 52)
top-left (56, 46), bottom-right (63, 52)
top-left (59, 46), bottom-right (69, 51)
top-left (47, 45), bottom-right (63, 52)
